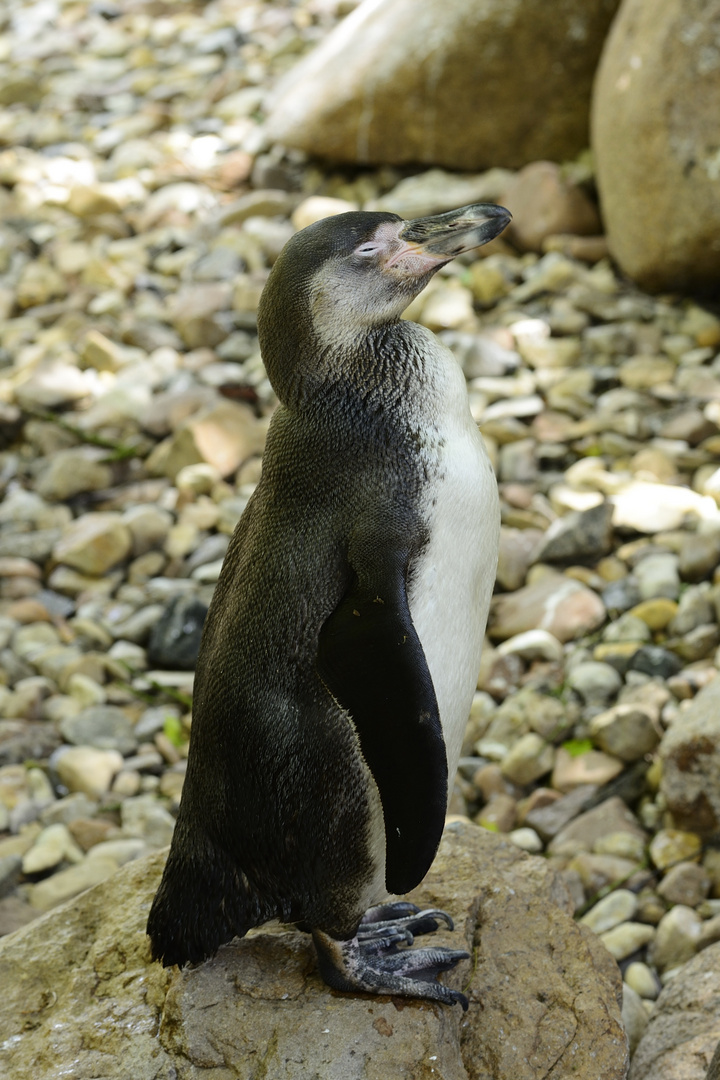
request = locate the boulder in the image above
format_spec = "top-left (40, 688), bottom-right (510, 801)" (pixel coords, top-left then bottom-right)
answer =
top-left (592, 0), bottom-right (720, 292)
top-left (628, 942), bottom-right (720, 1080)
top-left (265, 0), bottom-right (621, 170)
top-left (660, 676), bottom-right (720, 838)
top-left (0, 822), bottom-right (628, 1080)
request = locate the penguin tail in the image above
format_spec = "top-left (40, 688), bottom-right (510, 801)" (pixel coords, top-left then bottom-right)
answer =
top-left (147, 832), bottom-right (274, 967)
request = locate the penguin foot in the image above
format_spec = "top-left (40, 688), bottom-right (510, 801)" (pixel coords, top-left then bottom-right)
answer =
top-left (312, 903), bottom-right (469, 1010)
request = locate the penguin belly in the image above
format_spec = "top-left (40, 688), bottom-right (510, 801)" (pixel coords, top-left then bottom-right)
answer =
top-left (407, 361), bottom-right (500, 788)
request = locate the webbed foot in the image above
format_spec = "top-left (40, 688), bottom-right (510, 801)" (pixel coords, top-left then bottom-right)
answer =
top-left (313, 902), bottom-right (469, 1010)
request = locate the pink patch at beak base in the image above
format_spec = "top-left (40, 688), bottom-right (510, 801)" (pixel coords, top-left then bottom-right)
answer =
top-left (383, 242), bottom-right (449, 274)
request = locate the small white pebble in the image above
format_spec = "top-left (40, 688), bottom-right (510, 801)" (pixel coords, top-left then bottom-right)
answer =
top-left (508, 827), bottom-right (544, 853)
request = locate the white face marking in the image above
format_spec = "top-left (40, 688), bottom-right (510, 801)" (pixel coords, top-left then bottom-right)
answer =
top-left (308, 220), bottom-right (443, 349)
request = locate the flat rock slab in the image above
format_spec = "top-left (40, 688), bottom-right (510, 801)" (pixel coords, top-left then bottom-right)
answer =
top-left (0, 821), bottom-right (628, 1080)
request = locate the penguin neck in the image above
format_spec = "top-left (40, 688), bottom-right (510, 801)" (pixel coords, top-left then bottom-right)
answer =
top-left (263, 319), bottom-right (443, 434)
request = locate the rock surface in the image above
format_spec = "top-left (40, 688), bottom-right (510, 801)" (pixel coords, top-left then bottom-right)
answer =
top-left (0, 823), bottom-right (628, 1080)
top-left (265, 0), bottom-right (621, 169)
top-left (628, 943), bottom-right (720, 1080)
top-left (592, 0), bottom-right (720, 291)
top-left (660, 678), bottom-right (720, 837)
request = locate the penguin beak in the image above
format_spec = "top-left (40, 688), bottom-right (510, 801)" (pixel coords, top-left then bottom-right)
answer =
top-left (396, 202), bottom-right (512, 262)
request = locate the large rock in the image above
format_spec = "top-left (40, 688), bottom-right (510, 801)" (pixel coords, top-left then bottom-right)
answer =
top-left (628, 942), bottom-right (720, 1080)
top-left (0, 822), bottom-right (628, 1080)
top-left (264, 0), bottom-right (621, 170)
top-left (660, 676), bottom-right (720, 838)
top-left (592, 0), bottom-right (720, 292)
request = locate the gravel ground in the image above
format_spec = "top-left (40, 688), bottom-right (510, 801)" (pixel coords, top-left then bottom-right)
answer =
top-left (1, 0), bottom-right (720, 1056)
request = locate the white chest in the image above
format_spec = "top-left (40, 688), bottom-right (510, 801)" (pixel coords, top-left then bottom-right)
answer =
top-left (406, 348), bottom-right (500, 787)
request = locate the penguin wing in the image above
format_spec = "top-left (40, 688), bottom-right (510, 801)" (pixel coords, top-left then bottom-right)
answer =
top-left (317, 561), bottom-right (447, 895)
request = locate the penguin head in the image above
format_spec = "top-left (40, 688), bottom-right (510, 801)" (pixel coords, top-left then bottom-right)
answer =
top-left (258, 204), bottom-right (511, 402)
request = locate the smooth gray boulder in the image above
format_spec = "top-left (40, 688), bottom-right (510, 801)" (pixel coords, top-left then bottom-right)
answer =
top-left (264, 0), bottom-right (621, 170)
top-left (592, 0), bottom-right (720, 292)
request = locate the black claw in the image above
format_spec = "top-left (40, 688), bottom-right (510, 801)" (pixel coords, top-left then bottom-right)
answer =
top-left (359, 927), bottom-right (414, 951)
top-left (312, 905), bottom-right (469, 1010)
top-left (359, 901), bottom-right (420, 925)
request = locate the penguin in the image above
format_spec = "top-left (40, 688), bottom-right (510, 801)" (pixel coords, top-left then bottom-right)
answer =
top-left (147, 201), bottom-right (511, 1010)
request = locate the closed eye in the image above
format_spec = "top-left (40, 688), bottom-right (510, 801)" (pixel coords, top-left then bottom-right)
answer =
top-left (355, 243), bottom-right (381, 256)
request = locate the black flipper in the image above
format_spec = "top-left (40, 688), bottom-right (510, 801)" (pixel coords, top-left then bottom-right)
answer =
top-left (317, 554), bottom-right (447, 896)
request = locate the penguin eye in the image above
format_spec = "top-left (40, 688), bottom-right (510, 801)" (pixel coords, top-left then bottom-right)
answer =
top-left (354, 242), bottom-right (381, 257)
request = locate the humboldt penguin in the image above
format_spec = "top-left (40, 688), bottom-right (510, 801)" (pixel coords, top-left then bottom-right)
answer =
top-left (147, 201), bottom-right (511, 1009)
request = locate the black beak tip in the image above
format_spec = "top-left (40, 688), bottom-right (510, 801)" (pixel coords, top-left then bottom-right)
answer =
top-left (491, 203), bottom-right (512, 226)
top-left (482, 203), bottom-right (512, 241)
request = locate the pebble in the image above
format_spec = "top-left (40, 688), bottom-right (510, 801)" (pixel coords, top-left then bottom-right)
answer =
top-left (627, 598), bottom-right (678, 631)
top-left (534, 501), bottom-right (614, 563)
top-left (599, 922), bottom-right (656, 961)
top-left (635, 553), bottom-right (681, 601)
top-left (59, 706), bottom-right (137, 755)
top-left (28, 856), bottom-right (119, 911)
top-left (649, 906), bottom-right (704, 972)
top-left (66, 673), bottom-right (106, 709)
top-left (120, 794), bottom-right (176, 847)
top-left (612, 481), bottom-right (720, 534)
top-left (146, 595), bottom-right (208, 670)
top-left (593, 831), bottom-right (646, 862)
top-left (657, 862), bottom-right (711, 908)
top-left (41, 792), bottom-right (99, 828)
top-left (35, 449), bottom-right (113, 503)
top-left (621, 983), bottom-right (649, 1056)
top-left (500, 733), bottom-right (554, 786)
top-left (22, 823), bottom-right (84, 874)
top-left (85, 838), bottom-right (147, 866)
top-left (475, 793), bottom-right (517, 833)
top-left (698, 915), bottom-right (720, 950)
top-left (523, 785), bottom-right (596, 841)
top-left (507, 827), bottom-right (544, 853)
top-left (52, 514), bottom-right (133, 577)
top-left (629, 646), bottom-right (683, 680)
top-left (496, 629), bottom-right (564, 663)
top-left (649, 829), bottom-right (703, 871)
top-left (52, 746), bottom-right (124, 799)
top-left (567, 661), bottom-right (623, 706)
top-left (624, 961), bottom-right (660, 1000)
top-left (551, 747), bottom-right (625, 792)
top-left (579, 888), bottom-right (638, 933)
top-left (548, 797), bottom-right (647, 855)
top-left (588, 704), bottom-right (660, 762)
top-left (489, 572), bottom-right (606, 644)
top-left (291, 196), bottom-right (359, 230)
